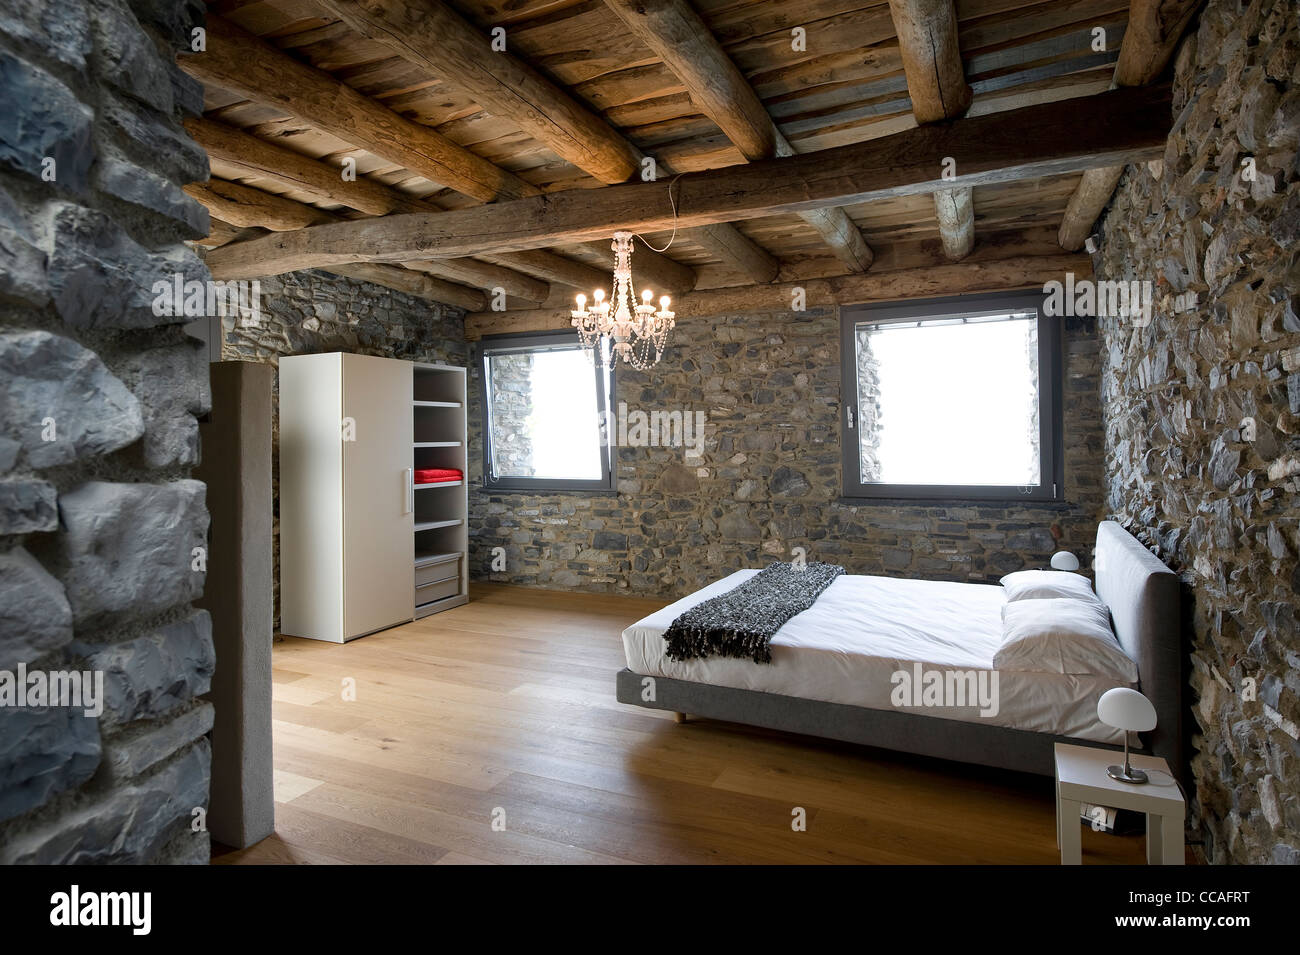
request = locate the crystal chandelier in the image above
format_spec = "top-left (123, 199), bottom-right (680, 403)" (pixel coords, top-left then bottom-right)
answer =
top-left (571, 231), bottom-right (675, 370)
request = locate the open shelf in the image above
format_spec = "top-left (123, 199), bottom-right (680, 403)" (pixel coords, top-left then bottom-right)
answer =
top-left (415, 518), bottom-right (463, 532)
top-left (415, 550), bottom-right (462, 567)
top-left (414, 441), bottom-right (462, 448)
top-left (414, 400), bottom-right (462, 408)
top-left (415, 480), bottom-right (463, 489)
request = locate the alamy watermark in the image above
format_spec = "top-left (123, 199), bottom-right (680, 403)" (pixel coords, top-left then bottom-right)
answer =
top-left (1043, 272), bottom-right (1153, 327)
top-left (151, 272), bottom-right (262, 326)
top-left (0, 662), bottom-right (104, 718)
top-left (890, 663), bottom-right (1000, 718)
top-left (600, 401), bottom-right (706, 459)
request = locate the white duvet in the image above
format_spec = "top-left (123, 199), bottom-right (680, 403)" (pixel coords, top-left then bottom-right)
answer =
top-left (622, 570), bottom-right (1130, 744)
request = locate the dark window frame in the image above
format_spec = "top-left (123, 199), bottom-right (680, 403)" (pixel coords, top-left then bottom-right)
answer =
top-left (475, 329), bottom-right (616, 493)
top-left (839, 289), bottom-right (1065, 503)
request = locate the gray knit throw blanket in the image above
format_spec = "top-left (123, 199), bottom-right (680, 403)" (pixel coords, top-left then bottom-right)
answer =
top-left (663, 561), bottom-right (845, 664)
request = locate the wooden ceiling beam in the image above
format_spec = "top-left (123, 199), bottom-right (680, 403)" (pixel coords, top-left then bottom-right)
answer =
top-left (463, 253), bottom-right (1091, 338)
top-left (186, 115), bottom-right (617, 293)
top-left (326, 263), bottom-right (488, 311)
top-left (313, 0), bottom-right (642, 185)
top-left (180, 14), bottom-right (538, 202)
top-left (604, 0), bottom-right (875, 274)
top-left (204, 84), bottom-right (1173, 279)
top-left (1057, 0), bottom-right (1201, 250)
top-left (888, 0), bottom-right (976, 262)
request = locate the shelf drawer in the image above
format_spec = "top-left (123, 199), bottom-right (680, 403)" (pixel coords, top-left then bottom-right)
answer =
top-left (415, 578), bottom-right (460, 606)
top-left (415, 553), bottom-right (461, 587)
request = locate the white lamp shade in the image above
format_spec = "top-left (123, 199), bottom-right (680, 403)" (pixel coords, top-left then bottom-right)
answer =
top-left (1050, 551), bottom-right (1080, 571)
top-left (1097, 687), bottom-right (1156, 733)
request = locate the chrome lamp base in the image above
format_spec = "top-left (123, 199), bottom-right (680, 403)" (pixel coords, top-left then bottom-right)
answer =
top-left (1107, 764), bottom-right (1149, 784)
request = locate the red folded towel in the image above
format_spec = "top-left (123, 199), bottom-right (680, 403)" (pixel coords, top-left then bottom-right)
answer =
top-left (415, 468), bottom-right (463, 484)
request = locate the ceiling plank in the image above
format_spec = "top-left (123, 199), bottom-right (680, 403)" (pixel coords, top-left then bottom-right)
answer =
top-left (181, 13), bottom-right (539, 202)
top-left (604, 0), bottom-right (875, 273)
top-left (204, 84), bottom-right (1172, 279)
top-left (889, 0), bottom-right (977, 262)
top-left (313, 0), bottom-right (642, 185)
top-left (463, 253), bottom-right (1092, 337)
top-left (1057, 0), bottom-right (1201, 250)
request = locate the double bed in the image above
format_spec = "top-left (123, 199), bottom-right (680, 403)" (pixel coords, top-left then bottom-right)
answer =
top-left (616, 521), bottom-right (1184, 780)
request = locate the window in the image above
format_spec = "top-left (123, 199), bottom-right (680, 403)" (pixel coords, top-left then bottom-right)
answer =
top-left (839, 290), bottom-right (1063, 501)
top-left (477, 331), bottom-right (614, 492)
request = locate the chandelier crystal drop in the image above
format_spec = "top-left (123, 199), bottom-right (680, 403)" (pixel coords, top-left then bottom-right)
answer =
top-left (571, 231), bottom-right (675, 370)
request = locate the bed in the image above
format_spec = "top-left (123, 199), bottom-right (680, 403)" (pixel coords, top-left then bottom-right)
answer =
top-left (615, 521), bottom-right (1184, 780)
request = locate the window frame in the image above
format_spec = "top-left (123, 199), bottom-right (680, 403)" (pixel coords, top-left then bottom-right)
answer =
top-left (838, 289), bottom-right (1065, 503)
top-left (475, 329), bottom-right (616, 494)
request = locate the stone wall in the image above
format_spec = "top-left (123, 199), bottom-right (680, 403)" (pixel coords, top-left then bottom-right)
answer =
top-left (486, 350), bottom-right (536, 477)
top-left (0, 0), bottom-right (215, 862)
top-left (468, 307), bottom-right (1105, 595)
top-left (219, 268), bottom-right (467, 628)
top-left (1094, 0), bottom-right (1299, 865)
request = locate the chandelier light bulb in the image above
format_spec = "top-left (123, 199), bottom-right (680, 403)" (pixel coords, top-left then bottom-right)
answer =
top-left (660, 295), bottom-right (671, 310)
top-left (576, 293), bottom-right (586, 308)
top-left (642, 289), bottom-right (653, 302)
top-left (593, 288), bottom-right (605, 302)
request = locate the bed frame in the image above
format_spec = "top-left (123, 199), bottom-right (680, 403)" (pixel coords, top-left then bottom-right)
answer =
top-left (615, 522), bottom-right (1185, 782)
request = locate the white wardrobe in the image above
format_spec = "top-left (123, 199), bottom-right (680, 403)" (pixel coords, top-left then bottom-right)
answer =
top-left (279, 353), bottom-right (468, 643)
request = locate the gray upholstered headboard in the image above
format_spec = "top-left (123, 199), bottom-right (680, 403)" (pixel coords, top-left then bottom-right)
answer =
top-left (1093, 521), bottom-right (1183, 779)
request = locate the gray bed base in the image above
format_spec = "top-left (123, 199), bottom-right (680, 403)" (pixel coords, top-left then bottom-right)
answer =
top-left (616, 521), bottom-right (1185, 783)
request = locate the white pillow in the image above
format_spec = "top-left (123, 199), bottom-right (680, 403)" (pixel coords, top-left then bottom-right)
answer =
top-left (994, 598), bottom-right (1138, 682)
top-left (999, 569), bottom-right (1100, 604)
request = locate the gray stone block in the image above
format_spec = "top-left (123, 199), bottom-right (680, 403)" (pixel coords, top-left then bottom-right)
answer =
top-left (0, 704), bottom-right (100, 824)
top-left (57, 480), bottom-right (208, 626)
top-left (93, 153), bottom-right (208, 238)
top-left (102, 702), bottom-right (213, 781)
top-left (0, 330), bottom-right (143, 469)
top-left (0, 183), bottom-right (49, 306)
top-left (0, 740), bottom-right (209, 864)
top-left (0, 479), bottom-right (58, 534)
top-left (0, 52), bottom-right (94, 193)
top-left (121, 339), bottom-right (212, 468)
top-left (43, 202), bottom-right (208, 330)
top-left (0, 548), bottom-right (73, 670)
top-left (1, 0), bottom-right (92, 71)
top-left (91, 0), bottom-right (174, 113)
top-left (127, 0), bottom-right (207, 49)
top-left (102, 94), bottom-right (209, 184)
top-left (75, 611), bottom-right (215, 725)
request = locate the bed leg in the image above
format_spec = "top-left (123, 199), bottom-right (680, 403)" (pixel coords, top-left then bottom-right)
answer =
top-left (673, 712), bottom-right (688, 723)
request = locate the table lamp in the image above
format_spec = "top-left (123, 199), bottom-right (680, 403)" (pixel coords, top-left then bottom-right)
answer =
top-left (1050, 550), bottom-right (1080, 571)
top-left (1097, 687), bottom-right (1157, 783)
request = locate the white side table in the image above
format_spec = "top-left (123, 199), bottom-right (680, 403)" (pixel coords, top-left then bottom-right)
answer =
top-left (1054, 742), bottom-right (1185, 865)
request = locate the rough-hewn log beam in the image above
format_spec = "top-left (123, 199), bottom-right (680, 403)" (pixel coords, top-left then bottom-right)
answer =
top-left (604, 0), bottom-right (874, 273)
top-left (314, 0), bottom-right (641, 185)
top-left (888, 0), bottom-right (976, 262)
top-left (463, 254), bottom-right (1092, 338)
top-left (181, 14), bottom-right (538, 202)
top-left (1057, 0), bottom-right (1201, 250)
top-left (185, 116), bottom-right (429, 215)
top-left (398, 257), bottom-right (549, 304)
top-left (187, 116), bottom-right (619, 292)
top-left (204, 85), bottom-right (1172, 280)
top-left (184, 179), bottom-right (334, 231)
top-left (326, 263), bottom-right (488, 311)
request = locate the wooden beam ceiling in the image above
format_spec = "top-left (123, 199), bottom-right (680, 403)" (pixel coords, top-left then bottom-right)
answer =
top-left (182, 14), bottom-right (537, 202)
top-left (307, 0), bottom-right (766, 287)
top-left (888, 0), bottom-right (976, 262)
top-left (604, 0), bottom-right (875, 274)
top-left (1057, 0), bottom-right (1202, 250)
top-left (187, 115), bottom-right (648, 294)
top-left (205, 84), bottom-right (1173, 279)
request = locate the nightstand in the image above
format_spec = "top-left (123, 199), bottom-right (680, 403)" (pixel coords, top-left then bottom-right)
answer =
top-left (1054, 742), bottom-right (1185, 865)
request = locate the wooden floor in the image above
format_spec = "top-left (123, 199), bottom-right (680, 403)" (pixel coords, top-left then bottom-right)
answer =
top-left (213, 583), bottom-right (1152, 865)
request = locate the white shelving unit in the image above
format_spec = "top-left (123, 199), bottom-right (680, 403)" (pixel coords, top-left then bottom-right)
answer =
top-left (412, 363), bottom-right (469, 618)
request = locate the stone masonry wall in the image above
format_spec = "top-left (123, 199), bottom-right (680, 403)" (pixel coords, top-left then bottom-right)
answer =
top-left (220, 268), bottom-right (467, 629)
top-left (468, 307), bottom-right (1105, 596)
top-left (0, 0), bottom-right (215, 862)
top-left (1094, 0), bottom-right (1299, 864)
